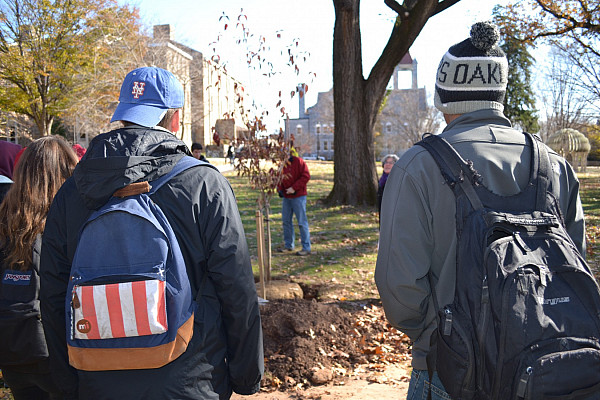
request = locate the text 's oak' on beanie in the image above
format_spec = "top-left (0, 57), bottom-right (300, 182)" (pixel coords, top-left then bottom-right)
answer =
top-left (434, 21), bottom-right (508, 115)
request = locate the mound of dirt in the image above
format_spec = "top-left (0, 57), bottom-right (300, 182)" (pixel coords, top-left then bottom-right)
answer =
top-left (259, 298), bottom-right (411, 390)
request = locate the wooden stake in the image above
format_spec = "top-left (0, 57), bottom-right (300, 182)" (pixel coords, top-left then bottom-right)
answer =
top-left (255, 210), bottom-right (266, 299)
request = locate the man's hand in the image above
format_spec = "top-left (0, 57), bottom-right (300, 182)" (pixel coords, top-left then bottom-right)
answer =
top-left (286, 187), bottom-right (295, 195)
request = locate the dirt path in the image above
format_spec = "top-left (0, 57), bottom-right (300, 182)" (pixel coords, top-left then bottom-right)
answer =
top-left (232, 363), bottom-right (410, 400)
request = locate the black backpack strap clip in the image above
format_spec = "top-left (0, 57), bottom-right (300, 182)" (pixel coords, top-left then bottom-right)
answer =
top-left (416, 134), bottom-right (483, 211)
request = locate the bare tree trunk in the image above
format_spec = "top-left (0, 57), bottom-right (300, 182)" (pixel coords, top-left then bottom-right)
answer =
top-left (328, 0), bottom-right (378, 205)
top-left (32, 113), bottom-right (53, 138)
top-left (328, 0), bottom-right (459, 206)
top-left (255, 210), bottom-right (267, 299)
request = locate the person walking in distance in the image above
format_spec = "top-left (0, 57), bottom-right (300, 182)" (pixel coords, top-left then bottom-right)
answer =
top-left (40, 67), bottom-right (263, 400)
top-left (375, 22), bottom-right (586, 399)
top-left (227, 145), bottom-right (235, 165)
top-left (277, 147), bottom-right (311, 256)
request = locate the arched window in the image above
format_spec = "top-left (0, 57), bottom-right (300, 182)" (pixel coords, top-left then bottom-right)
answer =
top-left (316, 124), bottom-right (321, 134)
top-left (386, 122), bottom-right (392, 134)
top-left (296, 125), bottom-right (302, 135)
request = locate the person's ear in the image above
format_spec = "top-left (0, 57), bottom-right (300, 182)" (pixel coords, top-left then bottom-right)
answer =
top-left (170, 109), bottom-right (181, 133)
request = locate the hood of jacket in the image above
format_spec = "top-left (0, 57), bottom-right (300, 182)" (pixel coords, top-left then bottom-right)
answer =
top-left (73, 126), bottom-right (191, 210)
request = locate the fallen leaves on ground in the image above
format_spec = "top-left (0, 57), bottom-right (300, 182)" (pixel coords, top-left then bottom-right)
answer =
top-left (259, 299), bottom-right (411, 392)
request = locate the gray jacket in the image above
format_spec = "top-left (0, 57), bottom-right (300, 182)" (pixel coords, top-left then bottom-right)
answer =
top-left (375, 109), bottom-right (585, 370)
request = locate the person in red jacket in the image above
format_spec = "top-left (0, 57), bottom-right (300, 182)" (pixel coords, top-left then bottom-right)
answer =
top-left (277, 148), bottom-right (311, 256)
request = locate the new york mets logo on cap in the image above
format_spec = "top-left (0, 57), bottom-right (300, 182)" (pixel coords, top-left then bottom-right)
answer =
top-left (132, 82), bottom-right (145, 99)
top-left (111, 66), bottom-right (184, 127)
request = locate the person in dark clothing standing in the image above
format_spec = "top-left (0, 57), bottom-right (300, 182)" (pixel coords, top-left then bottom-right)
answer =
top-left (226, 145), bottom-right (235, 165)
top-left (191, 142), bottom-right (208, 162)
top-left (0, 136), bottom-right (78, 400)
top-left (40, 67), bottom-right (263, 400)
top-left (277, 148), bottom-right (311, 256)
top-left (377, 154), bottom-right (398, 221)
top-left (375, 23), bottom-right (585, 399)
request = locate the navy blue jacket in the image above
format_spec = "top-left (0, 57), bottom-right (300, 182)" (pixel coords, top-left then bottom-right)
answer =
top-left (40, 126), bottom-right (263, 400)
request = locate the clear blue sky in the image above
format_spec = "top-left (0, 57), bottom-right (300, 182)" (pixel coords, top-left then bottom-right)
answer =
top-left (127, 0), bottom-right (512, 126)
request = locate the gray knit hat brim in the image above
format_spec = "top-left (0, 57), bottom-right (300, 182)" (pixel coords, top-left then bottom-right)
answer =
top-left (434, 88), bottom-right (505, 114)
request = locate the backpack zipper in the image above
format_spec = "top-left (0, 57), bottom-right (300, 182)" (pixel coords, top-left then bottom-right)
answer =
top-left (476, 275), bottom-right (490, 390)
top-left (443, 307), bottom-right (453, 336)
top-left (491, 269), bottom-right (518, 397)
top-left (442, 306), bottom-right (476, 390)
top-left (516, 366), bottom-right (532, 399)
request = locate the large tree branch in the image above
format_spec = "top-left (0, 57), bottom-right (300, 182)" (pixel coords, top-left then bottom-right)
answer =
top-left (572, 35), bottom-right (600, 58)
top-left (366, 0), bottom-right (458, 123)
top-left (433, 0), bottom-right (462, 17)
top-left (534, 0), bottom-right (600, 32)
top-left (534, 0), bottom-right (580, 26)
top-left (384, 0), bottom-right (409, 18)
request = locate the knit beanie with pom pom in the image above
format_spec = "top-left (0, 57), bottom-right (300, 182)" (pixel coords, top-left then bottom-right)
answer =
top-left (434, 21), bottom-right (508, 115)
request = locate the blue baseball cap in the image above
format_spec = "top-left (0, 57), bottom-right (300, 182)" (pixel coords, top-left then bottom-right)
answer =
top-left (111, 67), bottom-right (184, 127)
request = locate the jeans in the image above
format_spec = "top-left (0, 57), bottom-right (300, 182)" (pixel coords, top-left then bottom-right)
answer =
top-left (282, 195), bottom-right (311, 251)
top-left (407, 369), bottom-right (452, 400)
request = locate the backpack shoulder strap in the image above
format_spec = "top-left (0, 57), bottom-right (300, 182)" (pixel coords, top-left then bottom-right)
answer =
top-left (149, 156), bottom-right (215, 195)
top-left (148, 155), bottom-right (215, 304)
top-left (523, 132), bottom-right (552, 211)
top-left (416, 134), bottom-right (483, 210)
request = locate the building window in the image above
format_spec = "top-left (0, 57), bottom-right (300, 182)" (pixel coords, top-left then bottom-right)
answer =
top-left (386, 122), bottom-right (392, 133)
top-left (316, 124), bottom-right (321, 134)
top-left (323, 124), bottom-right (328, 133)
top-left (296, 125), bottom-right (302, 135)
top-left (324, 141), bottom-right (328, 151)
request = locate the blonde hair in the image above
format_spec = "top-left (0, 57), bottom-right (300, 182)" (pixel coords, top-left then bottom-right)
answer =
top-left (0, 136), bottom-right (78, 269)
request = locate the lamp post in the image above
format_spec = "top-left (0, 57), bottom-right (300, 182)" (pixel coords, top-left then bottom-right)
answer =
top-left (316, 122), bottom-right (320, 159)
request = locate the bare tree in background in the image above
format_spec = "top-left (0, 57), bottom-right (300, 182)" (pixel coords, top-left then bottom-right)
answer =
top-left (499, 0), bottom-right (600, 120)
top-left (553, 42), bottom-right (600, 116)
top-left (538, 47), bottom-right (593, 141)
top-left (61, 7), bottom-right (148, 142)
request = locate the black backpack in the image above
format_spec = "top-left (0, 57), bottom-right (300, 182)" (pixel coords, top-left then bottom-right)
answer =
top-left (417, 133), bottom-right (600, 400)
top-left (0, 236), bottom-right (49, 366)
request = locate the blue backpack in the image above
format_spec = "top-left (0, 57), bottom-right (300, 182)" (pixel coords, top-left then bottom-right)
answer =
top-left (66, 156), bottom-right (208, 371)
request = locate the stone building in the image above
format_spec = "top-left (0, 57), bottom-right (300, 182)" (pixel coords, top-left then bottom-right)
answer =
top-left (285, 84), bottom-right (335, 160)
top-left (285, 53), bottom-right (426, 160)
top-left (144, 24), bottom-right (249, 150)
